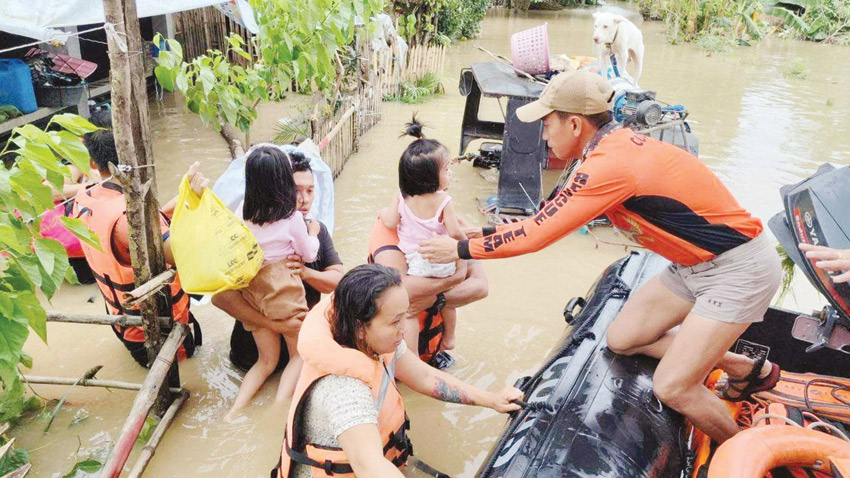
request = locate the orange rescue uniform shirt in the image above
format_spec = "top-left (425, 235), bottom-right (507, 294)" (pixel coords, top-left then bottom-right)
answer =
top-left (460, 126), bottom-right (762, 266)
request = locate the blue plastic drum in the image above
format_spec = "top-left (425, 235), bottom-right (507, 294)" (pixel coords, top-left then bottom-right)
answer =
top-left (0, 59), bottom-right (38, 114)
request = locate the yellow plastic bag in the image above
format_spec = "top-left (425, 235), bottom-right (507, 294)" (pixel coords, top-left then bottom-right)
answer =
top-left (170, 175), bottom-right (263, 294)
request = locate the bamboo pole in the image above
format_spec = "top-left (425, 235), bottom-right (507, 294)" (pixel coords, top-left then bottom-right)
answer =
top-left (1, 463), bottom-right (30, 478)
top-left (126, 389), bottom-right (189, 478)
top-left (103, 0), bottom-right (179, 410)
top-left (0, 439), bottom-right (14, 462)
top-left (202, 8), bottom-right (212, 54)
top-left (46, 311), bottom-right (171, 328)
top-left (99, 324), bottom-right (187, 478)
top-left (23, 376), bottom-right (183, 394)
top-left (123, 270), bottom-right (175, 308)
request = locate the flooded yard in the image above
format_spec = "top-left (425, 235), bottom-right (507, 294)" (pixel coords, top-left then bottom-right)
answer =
top-left (13, 5), bottom-right (850, 477)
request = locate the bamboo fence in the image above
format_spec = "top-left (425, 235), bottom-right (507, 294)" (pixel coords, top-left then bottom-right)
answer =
top-left (310, 42), bottom-right (445, 177)
top-left (171, 7), bottom-right (446, 178)
top-left (373, 43), bottom-right (447, 99)
top-left (172, 6), bottom-right (254, 66)
top-left (312, 97), bottom-right (358, 178)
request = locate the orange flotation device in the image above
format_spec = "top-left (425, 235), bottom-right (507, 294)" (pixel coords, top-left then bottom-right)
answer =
top-left (72, 182), bottom-right (199, 364)
top-left (273, 299), bottom-right (412, 478)
top-left (706, 426), bottom-right (850, 478)
top-left (832, 456), bottom-right (850, 477)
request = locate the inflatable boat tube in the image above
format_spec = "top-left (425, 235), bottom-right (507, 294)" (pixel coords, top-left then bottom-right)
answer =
top-left (706, 425), bottom-right (850, 478)
top-left (477, 251), bottom-right (688, 478)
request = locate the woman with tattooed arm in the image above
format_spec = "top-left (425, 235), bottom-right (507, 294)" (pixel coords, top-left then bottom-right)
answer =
top-left (272, 264), bottom-right (522, 478)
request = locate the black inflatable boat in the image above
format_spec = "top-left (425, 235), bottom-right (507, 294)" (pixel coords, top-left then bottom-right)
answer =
top-left (477, 251), bottom-right (689, 478)
top-left (476, 164), bottom-right (850, 478)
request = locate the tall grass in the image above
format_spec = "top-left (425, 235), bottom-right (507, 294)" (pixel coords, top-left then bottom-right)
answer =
top-left (632, 0), bottom-right (849, 46)
top-left (765, 0), bottom-right (850, 44)
top-left (633, 0), bottom-right (767, 44)
top-left (386, 72), bottom-right (445, 104)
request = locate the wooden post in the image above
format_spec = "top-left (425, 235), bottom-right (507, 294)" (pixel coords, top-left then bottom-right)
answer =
top-left (102, 0), bottom-right (179, 415)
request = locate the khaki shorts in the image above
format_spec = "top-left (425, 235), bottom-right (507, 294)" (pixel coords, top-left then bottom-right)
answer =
top-left (239, 260), bottom-right (308, 331)
top-left (659, 233), bottom-right (782, 324)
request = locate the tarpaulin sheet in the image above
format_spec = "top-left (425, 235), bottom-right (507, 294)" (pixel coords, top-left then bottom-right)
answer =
top-left (0, 0), bottom-right (223, 43)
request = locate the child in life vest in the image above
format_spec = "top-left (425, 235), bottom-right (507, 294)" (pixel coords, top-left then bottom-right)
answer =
top-left (380, 116), bottom-right (467, 350)
top-left (225, 145), bottom-right (319, 421)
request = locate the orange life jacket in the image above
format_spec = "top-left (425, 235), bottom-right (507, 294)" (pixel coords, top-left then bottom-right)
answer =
top-left (72, 182), bottom-right (196, 362)
top-left (274, 299), bottom-right (412, 478)
top-left (418, 303), bottom-right (444, 363)
top-left (367, 218), bottom-right (445, 363)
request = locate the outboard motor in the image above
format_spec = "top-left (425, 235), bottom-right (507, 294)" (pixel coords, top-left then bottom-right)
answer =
top-left (610, 77), bottom-right (699, 157)
top-left (769, 163), bottom-right (850, 355)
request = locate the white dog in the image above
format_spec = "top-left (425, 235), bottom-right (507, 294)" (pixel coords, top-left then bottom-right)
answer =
top-left (592, 12), bottom-right (644, 85)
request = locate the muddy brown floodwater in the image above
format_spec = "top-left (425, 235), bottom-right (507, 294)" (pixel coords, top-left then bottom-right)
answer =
top-left (13, 5), bottom-right (850, 478)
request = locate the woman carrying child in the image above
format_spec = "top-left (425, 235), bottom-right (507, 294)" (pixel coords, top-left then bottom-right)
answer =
top-left (380, 116), bottom-right (466, 351)
top-left (225, 145), bottom-right (319, 421)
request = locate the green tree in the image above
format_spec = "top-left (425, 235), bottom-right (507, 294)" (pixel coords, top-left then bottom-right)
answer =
top-left (0, 114), bottom-right (100, 422)
top-left (154, 34), bottom-right (268, 145)
top-left (155, 0), bottom-right (386, 144)
top-left (248, 0), bottom-right (385, 93)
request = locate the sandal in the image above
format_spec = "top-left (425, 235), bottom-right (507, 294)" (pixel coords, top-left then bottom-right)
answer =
top-left (719, 355), bottom-right (781, 402)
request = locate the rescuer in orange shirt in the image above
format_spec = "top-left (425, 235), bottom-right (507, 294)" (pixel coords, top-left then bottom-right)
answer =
top-left (420, 71), bottom-right (783, 444)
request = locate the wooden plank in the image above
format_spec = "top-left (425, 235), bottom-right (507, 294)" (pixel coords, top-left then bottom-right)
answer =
top-left (0, 107), bottom-right (63, 135)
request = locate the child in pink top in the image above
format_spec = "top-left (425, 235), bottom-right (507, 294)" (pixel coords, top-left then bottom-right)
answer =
top-left (225, 145), bottom-right (319, 421)
top-left (381, 117), bottom-right (467, 350)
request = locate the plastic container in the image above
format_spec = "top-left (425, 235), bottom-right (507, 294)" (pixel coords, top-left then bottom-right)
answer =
top-left (510, 24), bottom-right (550, 76)
top-left (34, 83), bottom-right (86, 107)
top-left (0, 58), bottom-right (38, 113)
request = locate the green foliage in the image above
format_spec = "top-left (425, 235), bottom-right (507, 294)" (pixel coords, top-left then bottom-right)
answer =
top-left (385, 72), bottom-right (444, 103)
top-left (0, 106), bottom-right (22, 124)
top-left (776, 244), bottom-right (796, 303)
top-left (437, 0), bottom-right (492, 42)
top-left (62, 458), bottom-right (102, 478)
top-left (248, 0), bottom-right (385, 93)
top-left (634, 0), bottom-right (768, 44)
top-left (155, 1), bottom-right (386, 138)
top-left (630, 0), bottom-right (760, 43)
top-left (0, 114), bottom-right (98, 424)
top-left (136, 415), bottom-right (158, 445)
top-left (783, 57), bottom-right (810, 78)
top-left (634, 0), bottom-right (849, 45)
top-left (0, 444), bottom-right (29, 476)
top-left (765, 0), bottom-right (850, 43)
top-left (695, 32), bottom-right (738, 53)
top-left (274, 117), bottom-right (311, 145)
top-left (394, 0), bottom-right (491, 45)
top-left (153, 34), bottom-right (267, 137)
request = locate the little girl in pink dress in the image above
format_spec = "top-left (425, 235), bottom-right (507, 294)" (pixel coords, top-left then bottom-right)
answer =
top-left (381, 117), bottom-right (467, 350)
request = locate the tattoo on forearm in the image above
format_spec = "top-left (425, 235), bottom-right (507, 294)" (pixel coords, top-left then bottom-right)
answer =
top-left (431, 379), bottom-right (474, 405)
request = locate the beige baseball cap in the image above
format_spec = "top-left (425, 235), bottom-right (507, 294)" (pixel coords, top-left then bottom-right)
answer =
top-left (516, 71), bottom-right (614, 123)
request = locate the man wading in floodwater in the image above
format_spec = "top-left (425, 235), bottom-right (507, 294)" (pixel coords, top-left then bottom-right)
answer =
top-left (419, 71), bottom-right (783, 444)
